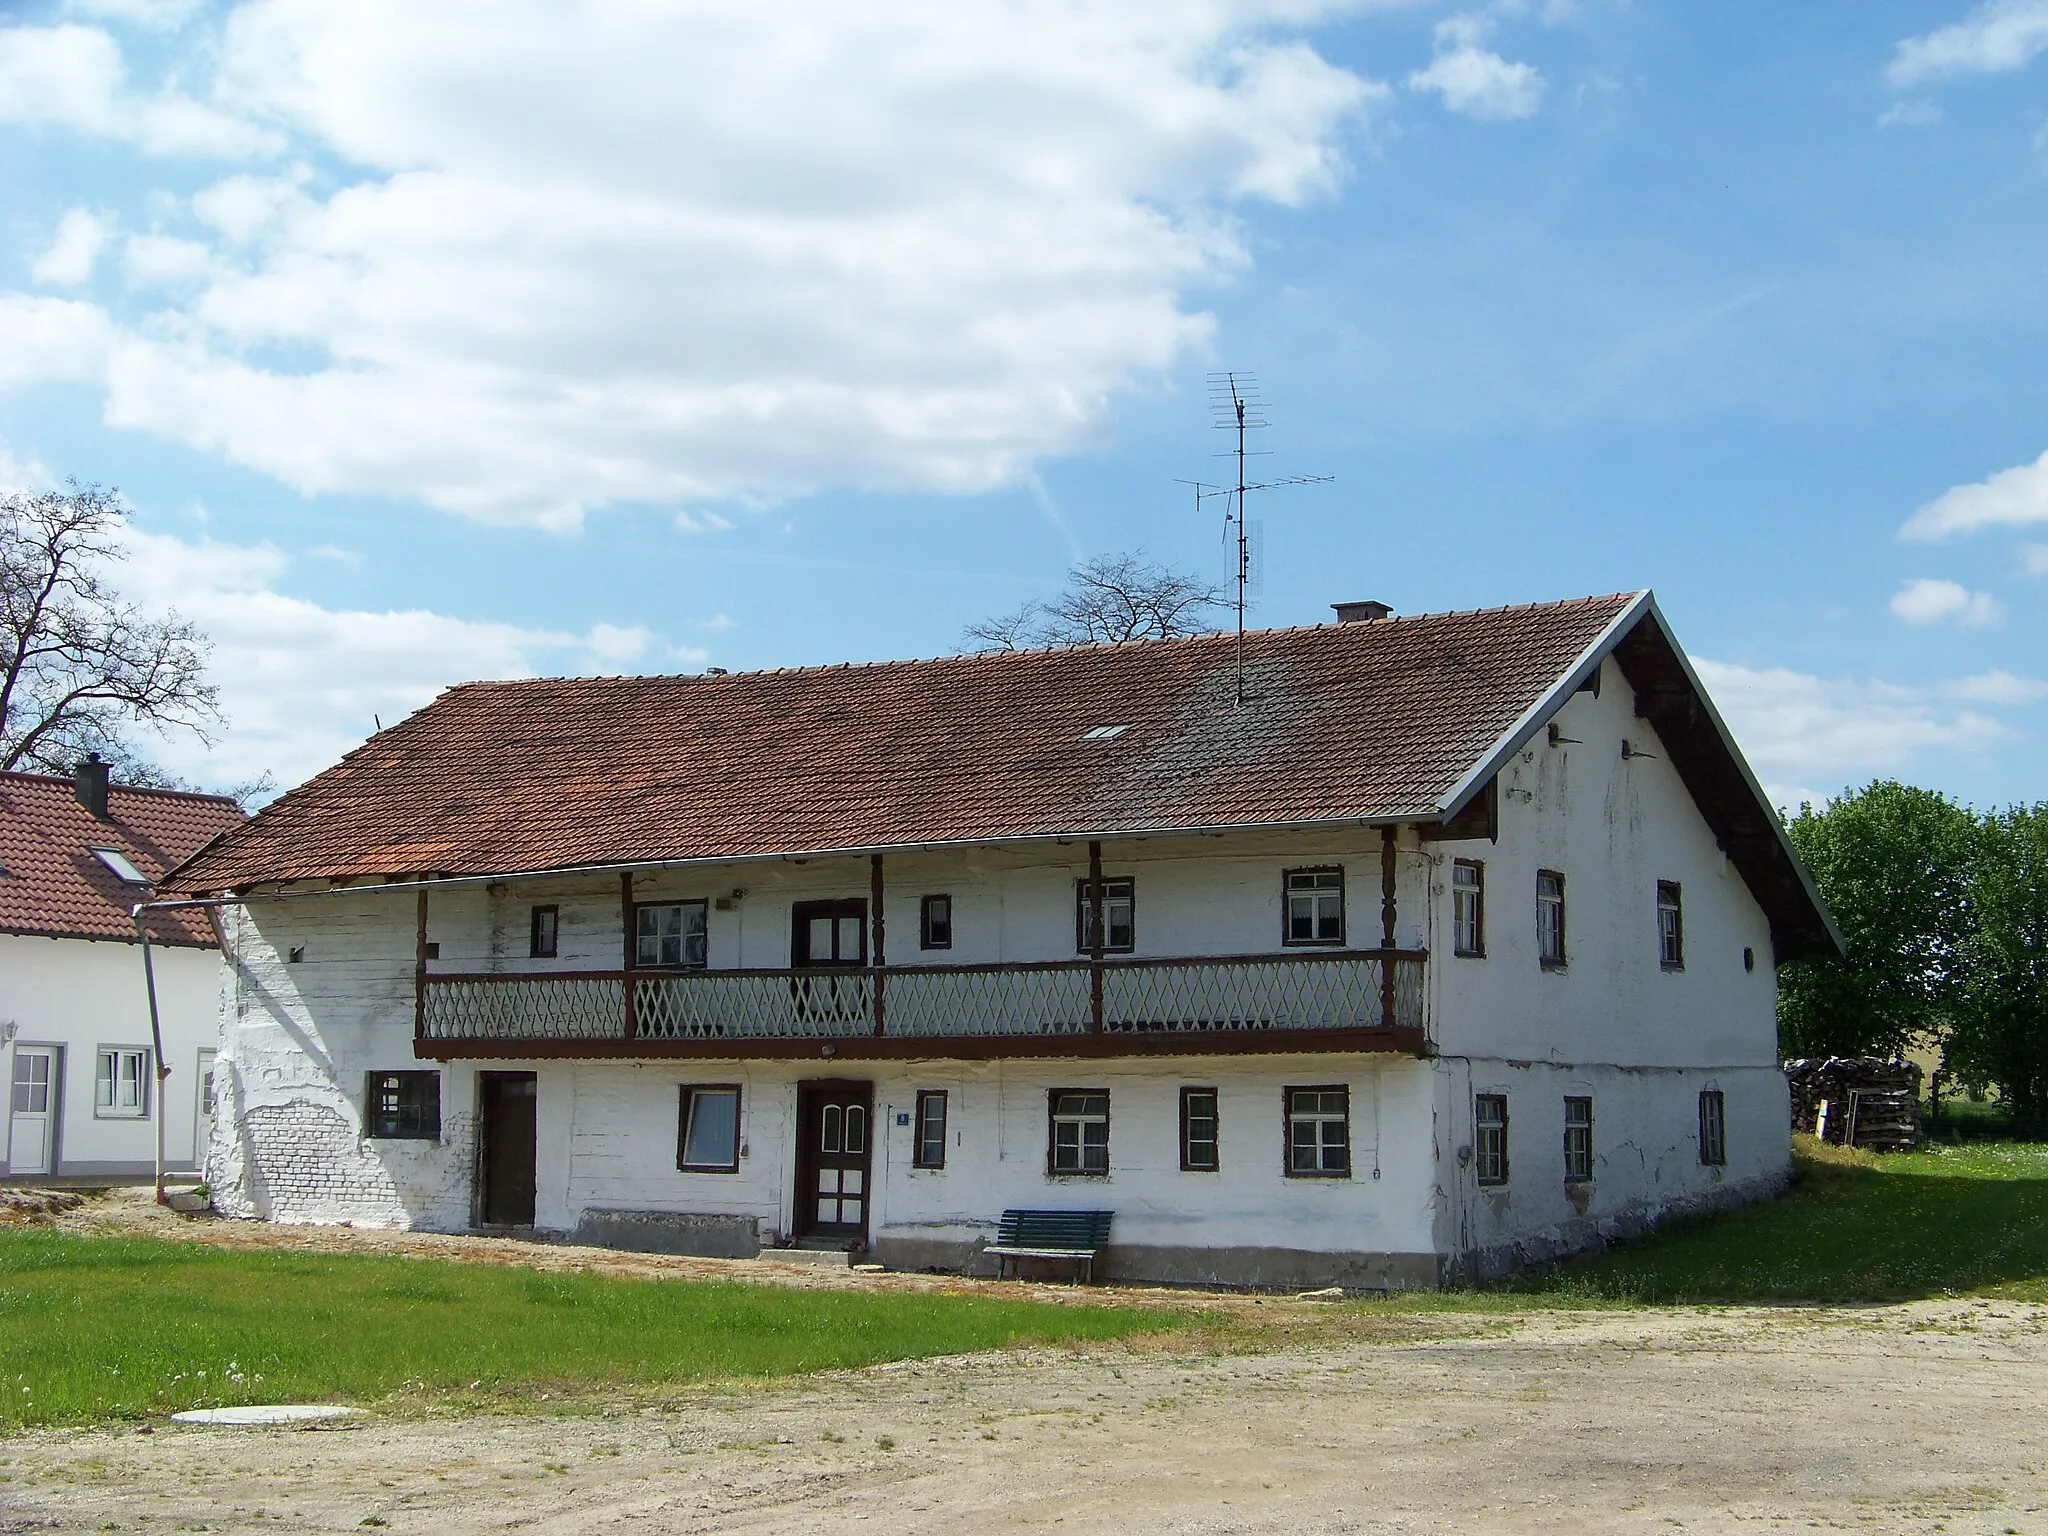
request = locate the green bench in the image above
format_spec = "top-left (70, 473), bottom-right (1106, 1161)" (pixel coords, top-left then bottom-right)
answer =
top-left (985, 1208), bottom-right (1114, 1284)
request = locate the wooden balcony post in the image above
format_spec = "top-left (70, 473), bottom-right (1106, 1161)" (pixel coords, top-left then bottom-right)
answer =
top-left (1088, 839), bottom-right (1105, 1034)
top-left (1380, 826), bottom-right (1398, 1030)
top-left (413, 884), bottom-right (430, 1040)
top-left (620, 870), bottom-right (638, 1040)
top-left (871, 853), bottom-right (887, 1037)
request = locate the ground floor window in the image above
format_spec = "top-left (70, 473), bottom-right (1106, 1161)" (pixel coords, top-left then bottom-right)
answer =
top-left (1048, 1089), bottom-right (1110, 1175)
top-left (1180, 1087), bottom-right (1220, 1171)
top-left (1699, 1089), bottom-right (1727, 1166)
top-left (913, 1090), bottom-right (948, 1168)
top-left (1285, 1086), bottom-right (1349, 1177)
top-left (365, 1070), bottom-right (441, 1139)
top-left (1476, 1094), bottom-right (1509, 1185)
top-left (95, 1047), bottom-right (149, 1118)
top-left (678, 1085), bottom-right (742, 1172)
top-left (1563, 1096), bottom-right (1594, 1182)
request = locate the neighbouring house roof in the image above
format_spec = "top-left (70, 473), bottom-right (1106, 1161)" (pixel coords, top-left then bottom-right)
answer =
top-left (163, 590), bottom-right (1840, 959)
top-left (0, 771), bottom-right (245, 948)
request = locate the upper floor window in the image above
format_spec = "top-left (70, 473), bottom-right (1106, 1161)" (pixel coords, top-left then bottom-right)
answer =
top-left (1699, 1090), bottom-right (1727, 1166)
top-left (1286, 1086), bottom-right (1350, 1177)
top-left (1074, 877), bottom-right (1135, 955)
top-left (95, 1047), bottom-right (149, 1118)
top-left (1657, 881), bottom-right (1684, 970)
top-left (1537, 871), bottom-right (1567, 968)
top-left (365, 1070), bottom-right (440, 1139)
top-left (636, 900), bottom-right (708, 969)
top-left (1563, 1096), bottom-right (1594, 1182)
top-left (1283, 868), bottom-right (1345, 946)
top-left (1048, 1089), bottom-right (1110, 1175)
top-left (1475, 1094), bottom-right (1509, 1185)
top-left (1180, 1087), bottom-right (1220, 1172)
top-left (920, 894), bottom-right (953, 950)
top-left (530, 904), bottom-right (559, 959)
top-left (1452, 861), bottom-right (1485, 957)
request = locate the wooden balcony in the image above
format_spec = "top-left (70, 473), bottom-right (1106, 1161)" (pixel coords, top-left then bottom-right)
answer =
top-left (415, 950), bottom-right (1429, 1061)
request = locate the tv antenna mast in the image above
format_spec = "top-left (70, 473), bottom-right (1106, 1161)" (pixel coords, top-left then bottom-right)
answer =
top-left (1175, 371), bottom-right (1332, 702)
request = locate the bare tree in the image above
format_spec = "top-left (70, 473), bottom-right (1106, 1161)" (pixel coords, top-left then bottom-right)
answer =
top-left (1, 483), bottom-right (221, 777)
top-left (963, 552), bottom-right (1229, 652)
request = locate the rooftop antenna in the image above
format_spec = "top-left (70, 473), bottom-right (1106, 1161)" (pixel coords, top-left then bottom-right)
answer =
top-left (1175, 371), bottom-right (1332, 703)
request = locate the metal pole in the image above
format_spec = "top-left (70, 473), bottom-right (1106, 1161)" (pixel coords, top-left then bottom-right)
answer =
top-left (132, 913), bottom-right (170, 1204)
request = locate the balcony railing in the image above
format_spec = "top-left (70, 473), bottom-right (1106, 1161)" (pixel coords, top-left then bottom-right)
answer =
top-left (416, 950), bottom-right (1427, 1059)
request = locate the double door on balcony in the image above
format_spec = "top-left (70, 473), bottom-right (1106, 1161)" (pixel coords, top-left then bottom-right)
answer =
top-left (790, 898), bottom-right (869, 1030)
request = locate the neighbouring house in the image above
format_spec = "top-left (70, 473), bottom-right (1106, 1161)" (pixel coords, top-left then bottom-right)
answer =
top-left (1, 758), bottom-right (245, 1180)
top-left (164, 591), bottom-right (1840, 1286)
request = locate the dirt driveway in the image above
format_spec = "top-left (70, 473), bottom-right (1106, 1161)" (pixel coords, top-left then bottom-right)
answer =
top-left (4, 1294), bottom-right (2046, 1534)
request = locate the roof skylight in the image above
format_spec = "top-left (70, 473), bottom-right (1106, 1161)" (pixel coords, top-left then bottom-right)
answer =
top-left (90, 846), bottom-right (150, 885)
top-left (1080, 724), bottom-right (1131, 740)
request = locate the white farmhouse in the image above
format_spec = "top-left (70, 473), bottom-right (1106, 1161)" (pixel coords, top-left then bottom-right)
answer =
top-left (2, 759), bottom-right (244, 1180)
top-left (166, 592), bottom-right (1839, 1286)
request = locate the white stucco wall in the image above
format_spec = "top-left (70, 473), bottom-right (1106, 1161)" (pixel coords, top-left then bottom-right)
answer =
top-left (1, 931), bottom-right (222, 1176)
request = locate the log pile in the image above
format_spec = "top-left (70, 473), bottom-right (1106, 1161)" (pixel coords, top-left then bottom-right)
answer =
top-left (1783, 1057), bottom-right (1923, 1152)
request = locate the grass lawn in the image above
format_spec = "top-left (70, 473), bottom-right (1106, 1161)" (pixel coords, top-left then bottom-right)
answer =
top-left (0, 1233), bottom-right (1180, 1430)
top-left (1506, 1135), bottom-right (2048, 1306)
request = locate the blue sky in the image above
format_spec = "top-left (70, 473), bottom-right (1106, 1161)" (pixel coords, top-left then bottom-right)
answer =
top-left (3, 0), bottom-right (2046, 809)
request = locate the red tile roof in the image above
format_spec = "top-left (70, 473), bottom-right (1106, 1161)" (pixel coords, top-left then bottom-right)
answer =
top-left (0, 772), bottom-right (245, 947)
top-left (170, 594), bottom-right (1639, 892)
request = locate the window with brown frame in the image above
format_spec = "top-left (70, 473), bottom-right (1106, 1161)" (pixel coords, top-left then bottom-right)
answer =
top-left (1074, 878), bottom-right (1135, 954)
top-left (1282, 868), bottom-right (1345, 946)
top-left (1698, 1090), bottom-right (1727, 1166)
top-left (676, 1084), bottom-right (742, 1172)
top-left (1180, 1087), bottom-right (1220, 1171)
top-left (1657, 881), bottom-right (1684, 970)
top-left (1285, 1085), bottom-right (1349, 1177)
top-left (1537, 871), bottom-right (1567, 968)
top-left (1563, 1096), bottom-right (1594, 1182)
top-left (920, 894), bottom-right (953, 950)
top-left (913, 1090), bottom-right (948, 1168)
top-left (1047, 1089), bottom-right (1110, 1175)
top-left (529, 904), bottom-right (559, 959)
top-left (1475, 1094), bottom-right (1509, 1185)
top-left (1453, 860), bottom-right (1485, 957)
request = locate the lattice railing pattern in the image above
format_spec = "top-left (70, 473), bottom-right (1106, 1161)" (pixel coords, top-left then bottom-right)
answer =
top-left (882, 965), bottom-right (1093, 1037)
top-left (1101, 954), bottom-right (1397, 1033)
top-left (421, 975), bottom-right (625, 1040)
top-left (635, 972), bottom-right (873, 1040)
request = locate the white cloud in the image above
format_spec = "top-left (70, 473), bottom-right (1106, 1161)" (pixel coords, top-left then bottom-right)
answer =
top-left (0, 438), bottom-right (55, 492)
top-left (114, 526), bottom-right (706, 791)
top-left (1890, 0), bottom-right (2048, 85)
top-left (1408, 13), bottom-right (1545, 121)
top-left (0, 21), bottom-right (276, 157)
top-left (0, 293), bottom-right (116, 387)
top-left (30, 207), bottom-right (112, 285)
top-left (1695, 658), bottom-right (2012, 810)
top-left (1889, 577), bottom-right (2003, 627)
top-left (0, 2), bottom-right (1390, 529)
top-left (1877, 98), bottom-right (1943, 128)
top-left (121, 232), bottom-right (217, 287)
top-left (1902, 449), bottom-right (2048, 540)
top-left (1948, 669), bottom-right (2048, 705)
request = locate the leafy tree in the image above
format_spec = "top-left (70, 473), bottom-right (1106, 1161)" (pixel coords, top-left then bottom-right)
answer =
top-left (1, 482), bottom-right (220, 777)
top-left (1947, 806), bottom-right (2048, 1132)
top-left (962, 552), bottom-right (1227, 652)
top-left (1778, 781), bottom-right (1978, 1059)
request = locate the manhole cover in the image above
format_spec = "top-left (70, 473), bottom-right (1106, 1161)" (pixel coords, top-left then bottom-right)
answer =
top-left (170, 1405), bottom-right (366, 1426)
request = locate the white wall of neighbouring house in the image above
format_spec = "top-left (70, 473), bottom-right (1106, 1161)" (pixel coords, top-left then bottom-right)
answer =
top-left (0, 932), bottom-right (221, 1177)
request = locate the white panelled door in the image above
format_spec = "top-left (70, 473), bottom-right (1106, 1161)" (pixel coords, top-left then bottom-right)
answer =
top-left (8, 1047), bottom-right (58, 1175)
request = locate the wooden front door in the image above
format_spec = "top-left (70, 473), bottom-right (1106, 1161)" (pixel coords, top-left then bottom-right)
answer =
top-left (796, 1081), bottom-right (872, 1244)
top-left (477, 1071), bottom-right (537, 1226)
top-left (8, 1047), bottom-right (57, 1176)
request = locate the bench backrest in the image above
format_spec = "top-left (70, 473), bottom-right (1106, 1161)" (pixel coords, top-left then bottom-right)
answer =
top-left (995, 1208), bottom-right (1114, 1250)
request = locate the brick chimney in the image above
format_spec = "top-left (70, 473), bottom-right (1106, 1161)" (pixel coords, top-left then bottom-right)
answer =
top-left (73, 753), bottom-right (111, 820)
top-left (1331, 601), bottom-right (1393, 624)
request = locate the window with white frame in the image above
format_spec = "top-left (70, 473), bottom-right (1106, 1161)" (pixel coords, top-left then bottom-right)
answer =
top-left (1699, 1090), bottom-right (1727, 1166)
top-left (1285, 1086), bottom-right (1349, 1177)
top-left (1283, 868), bottom-right (1345, 946)
top-left (1563, 1096), bottom-right (1594, 1182)
top-left (95, 1047), bottom-right (149, 1118)
top-left (1537, 871), bottom-right (1567, 968)
top-left (1047, 1089), bottom-right (1110, 1175)
top-left (1657, 881), bottom-right (1684, 970)
top-left (1475, 1094), bottom-right (1509, 1185)
top-left (1453, 860), bottom-right (1485, 957)
top-left (677, 1085), bottom-right (742, 1172)
top-left (1074, 878), bottom-right (1135, 954)
top-left (635, 901), bottom-right (708, 969)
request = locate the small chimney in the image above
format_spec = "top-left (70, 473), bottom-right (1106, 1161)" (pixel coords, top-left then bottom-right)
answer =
top-left (73, 753), bottom-right (111, 820)
top-left (1332, 600), bottom-right (1393, 624)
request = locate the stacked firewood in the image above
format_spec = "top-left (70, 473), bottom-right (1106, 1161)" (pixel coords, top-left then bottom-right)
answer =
top-left (1783, 1057), bottom-right (1924, 1152)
